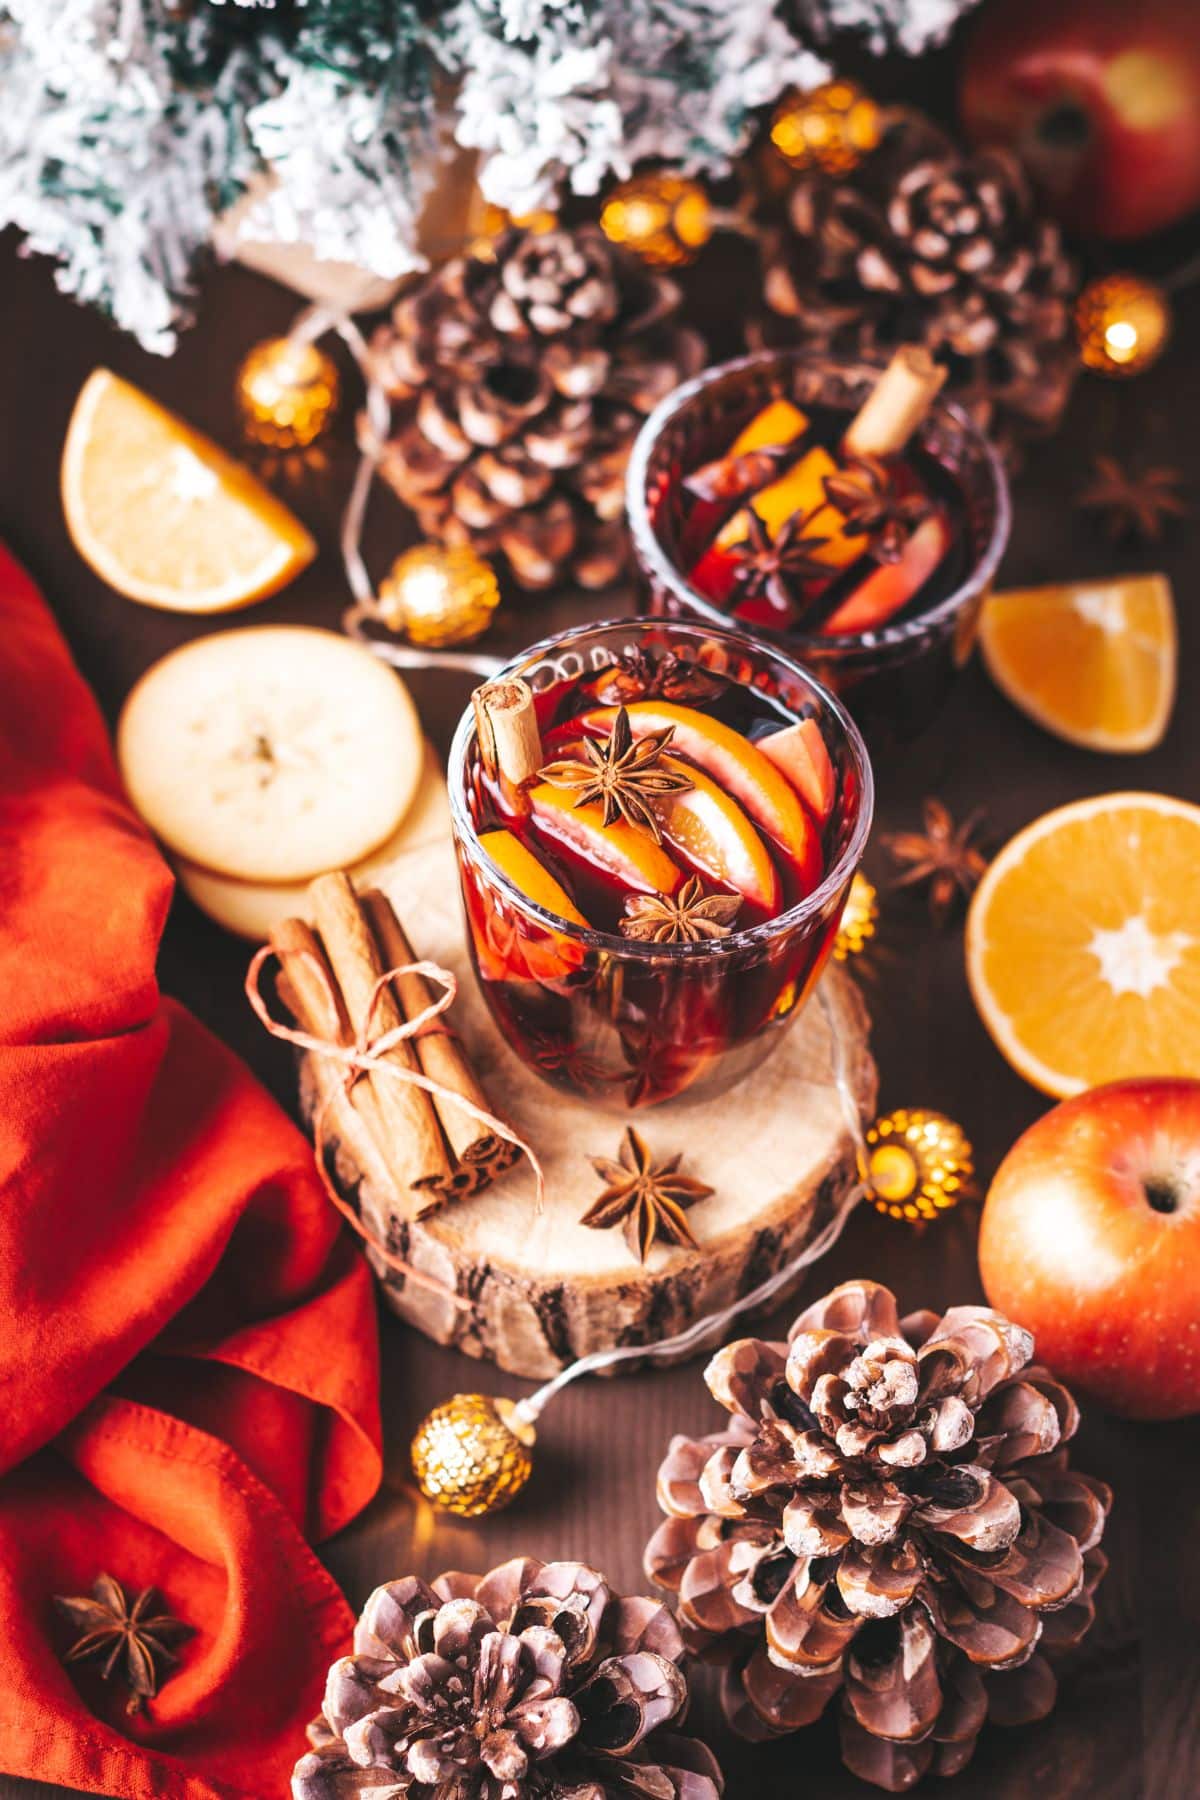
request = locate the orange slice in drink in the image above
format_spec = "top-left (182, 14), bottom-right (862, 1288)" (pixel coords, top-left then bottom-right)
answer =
top-left (583, 702), bottom-right (822, 890)
top-left (728, 398), bottom-right (809, 456)
top-left (478, 829), bottom-right (590, 927)
top-left (979, 574), bottom-right (1176, 753)
top-left (654, 754), bottom-right (780, 914)
top-left (715, 445), bottom-right (859, 569)
top-left (966, 792), bottom-right (1200, 1097)
top-left (528, 784), bottom-right (682, 896)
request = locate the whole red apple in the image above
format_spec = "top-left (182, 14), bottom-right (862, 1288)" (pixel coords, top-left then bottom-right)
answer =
top-left (961, 0), bottom-right (1200, 239)
top-left (979, 1079), bottom-right (1200, 1419)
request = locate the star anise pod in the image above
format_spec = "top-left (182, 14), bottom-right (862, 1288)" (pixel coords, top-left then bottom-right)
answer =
top-left (882, 797), bottom-right (990, 926)
top-left (1076, 455), bottom-right (1188, 543)
top-left (581, 1125), bottom-right (714, 1262)
top-left (822, 453), bottom-right (932, 562)
top-left (537, 706), bottom-right (692, 841)
top-left (621, 874), bottom-right (742, 944)
top-left (54, 1573), bottom-right (194, 1715)
top-left (591, 647), bottom-right (725, 706)
top-left (733, 508), bottom-right (833, 612)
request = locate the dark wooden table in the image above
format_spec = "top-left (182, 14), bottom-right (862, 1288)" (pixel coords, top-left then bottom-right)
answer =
top-left (2, 227), bottom-right (1197, 1799)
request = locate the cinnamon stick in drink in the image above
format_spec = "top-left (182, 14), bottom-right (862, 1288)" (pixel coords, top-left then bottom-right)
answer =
top-left (472, 678), bottom-right (542, 787)
top-left (309, 871), bottom-right (454, 1198)
top-left (843, 346), bottom-right (948, 460)
top-left (361, 889), bottom-right (511, 1180)
top-left (270, 916), bottom-right (415, 1209)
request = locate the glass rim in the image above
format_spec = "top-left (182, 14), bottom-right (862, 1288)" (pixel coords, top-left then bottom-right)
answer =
top-left (447, 614), bottom-right (875, 962)
top-left (624, 346), bottom-right (1013, 655)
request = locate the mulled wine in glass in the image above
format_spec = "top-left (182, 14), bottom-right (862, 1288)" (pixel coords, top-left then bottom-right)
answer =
top-left (448, 618), bottom-right (872, 1110)
top-left (627, 349), bottom-right (1010, 744)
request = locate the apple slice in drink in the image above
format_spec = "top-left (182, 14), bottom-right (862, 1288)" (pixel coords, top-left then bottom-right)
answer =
top-left (820, 511), bottom-right (951, 636)
top-left (757, 719), bottom-right (836, 825)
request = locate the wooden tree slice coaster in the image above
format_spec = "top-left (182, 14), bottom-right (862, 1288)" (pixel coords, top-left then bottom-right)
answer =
top-left (299, 838), bottom-right (877, 1380)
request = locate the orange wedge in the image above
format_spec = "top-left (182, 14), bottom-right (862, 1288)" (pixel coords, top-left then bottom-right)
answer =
top-left (62, 369), bottom-right (315, 611)
top-left (478, 829), bottom-right (590, 927)
top-left (966, 793), bottom-right (1200, 1098)
top-left (528, 784), bottom-right (682, 896)
top-left (713, 445), bottom-right (860, 574)
top-left (654, 754), bottom-right (779, 913)
top-left (729, 398), bottom-right (809, 456)
top-left (583, 702), bottom-right (822, 890)
top-left (979, 574), bottom-right (1176, 753)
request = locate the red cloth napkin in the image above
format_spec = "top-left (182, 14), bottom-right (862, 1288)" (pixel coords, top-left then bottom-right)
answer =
top-left (0, 544), bottom-right (382, 1798)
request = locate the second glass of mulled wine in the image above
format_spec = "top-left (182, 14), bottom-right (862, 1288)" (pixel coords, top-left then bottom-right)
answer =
top-left (448, 617), bottom-right (872, 1111)
top-left (626, 348), bottom-right (1011, 746)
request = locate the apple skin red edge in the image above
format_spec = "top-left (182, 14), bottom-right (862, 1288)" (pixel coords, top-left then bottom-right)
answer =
top-left (979, 1077), bottom-right (1200, 1421)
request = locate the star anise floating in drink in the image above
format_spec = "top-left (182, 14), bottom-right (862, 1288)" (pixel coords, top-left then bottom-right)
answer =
top-left (54, 1573), bottom-right (195, 1715)
top-left (581, 1125), bottom-right (714, 1262)
top-left (882, 796), bottom-right (990, 926)
top-left (1076, 455), bottom-right (1188, 544)
top-left (823, 452), bottom-right (932, 562)
top-left (590, 646), bottom-right (725, 705)
top-left (733, 509), bottom-right (833, 612)
top-left (621, 874), bottom-right (742, 944)
top-left (537, 705), bottom-right (692, 841)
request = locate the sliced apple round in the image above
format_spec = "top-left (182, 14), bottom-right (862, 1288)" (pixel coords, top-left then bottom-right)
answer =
top-left (580, 702), bottom-right (822, 891)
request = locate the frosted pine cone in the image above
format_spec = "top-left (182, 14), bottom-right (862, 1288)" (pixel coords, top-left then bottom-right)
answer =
top-left (371, 225), bottom-right (705, 592)
top-left (645, 1280), bottom-right (1110, 1792)
top-left (293, 1556), bottom-right (723, 1799)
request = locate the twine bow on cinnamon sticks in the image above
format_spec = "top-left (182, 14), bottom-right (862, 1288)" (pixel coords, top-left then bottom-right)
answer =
top-left (246, 873), bottom-right (543, 1299)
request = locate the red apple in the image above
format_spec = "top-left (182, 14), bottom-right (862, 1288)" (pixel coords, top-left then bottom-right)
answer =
top-left (979, 1078), bottom-right (1200, 1419)
top-left (961, 0), bottom-right (1200, 240)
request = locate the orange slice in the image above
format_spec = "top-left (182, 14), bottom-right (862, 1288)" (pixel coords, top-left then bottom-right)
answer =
top-left (62, 369), bottom-right (315, 611)
top-left (966, 792), bottom-right (1200, 1098)
top-left (729, 398), bottom-right (809, 456)
top-left (583, 702), bottom-right (822, 890)
top-left (528, 784), bottom-right (681, 896)
top-left (714, 445), bottom-right (859, 570)
top-left (478, 829), bottom-right (590, 926)
top-left (654, 754), bottom-right (779, 913)
top-left (979, 574), bottom-right (1176, 753)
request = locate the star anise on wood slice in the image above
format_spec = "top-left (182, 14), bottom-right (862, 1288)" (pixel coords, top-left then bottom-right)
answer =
top-left (537, 706), bottom-right (692, 841)
top-left (581, 1126), bottom-right (714, 1262)
top-left (1076, 455), bottom-right (1188, 543)
top-left (733, 508), bottom-right (833, 612)
top-left (54, 1573), bottom-right (194, 1715)
top-left (822, 453), bottom-right (932, 562)
top-left (621, 874), bottom-right (742, 944)
top-left (881, 797), bottom-right (990, 926)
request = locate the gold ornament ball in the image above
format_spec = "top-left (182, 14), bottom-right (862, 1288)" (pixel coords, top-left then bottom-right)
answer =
top-left (770, 81), bottom-right (882, 175)
top-left (1075, 274), bottom-right (1171, 377)
top-left (377, 545), bottom-right (501, 648)
top-left (834, 872), bottom-right (879, 961)
top-left (236, 337), bottom-right (340, 449)
top-left (600, 173), bottom-right (712, 269)
top-left (411, 1393), bottom-right (536, 1517)
top-left (469, 202), bottom-right (558, 261)
top-left (865, 1108), bottom-right (974, 1223)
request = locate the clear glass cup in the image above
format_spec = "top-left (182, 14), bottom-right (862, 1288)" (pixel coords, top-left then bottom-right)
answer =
top-left (448, 616), bottom-right (873, 1111)
top-left (625, 349), bottom-right (1011, 746)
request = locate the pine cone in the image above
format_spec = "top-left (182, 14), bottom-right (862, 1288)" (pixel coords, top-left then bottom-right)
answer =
top-left (293, 1556), bottom-right (724, 1799)
top-left (371, 226), bottom-right (705, 591)
top-left (760, 117), bottom-right (1080, 455)
top-left (644, 1280), bottom-right (1110, 1793)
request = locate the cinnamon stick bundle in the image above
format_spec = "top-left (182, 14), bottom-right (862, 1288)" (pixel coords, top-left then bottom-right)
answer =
top-left (270, 871), bottom-right (519, 1221)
